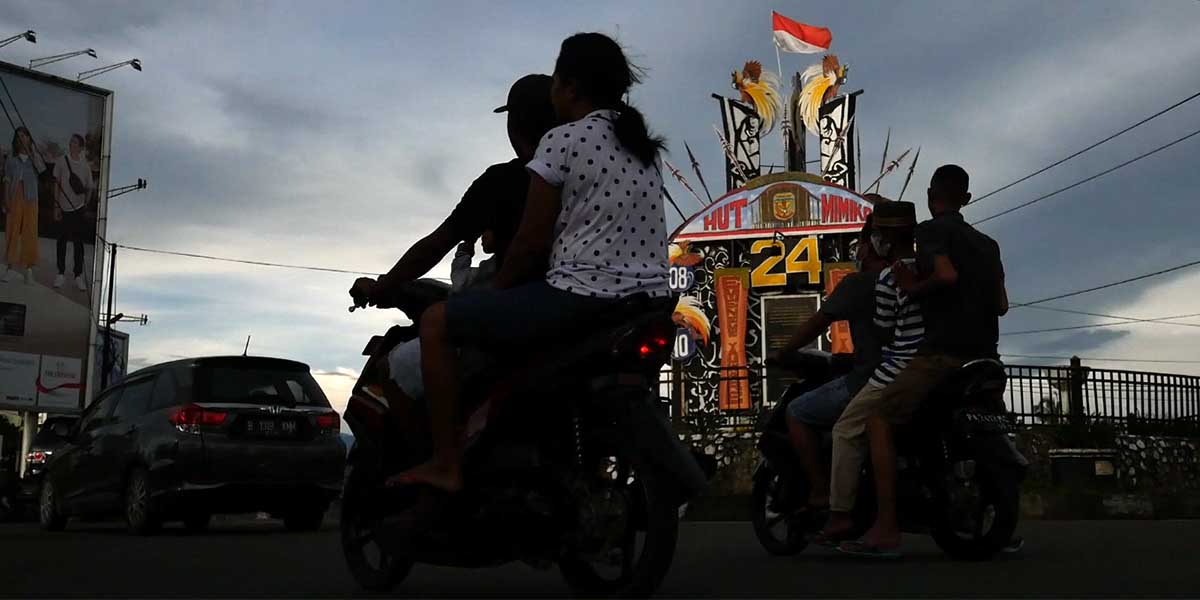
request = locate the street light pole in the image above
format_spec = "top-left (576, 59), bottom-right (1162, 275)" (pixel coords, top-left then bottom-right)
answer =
top-left (101, 243), bottom-right (117, 390)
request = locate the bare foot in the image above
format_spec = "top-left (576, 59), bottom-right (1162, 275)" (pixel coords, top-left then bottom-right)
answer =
top-left (385, 460), bottom-right (463, 493)
top-left (859, 523), bottom-right (901, 551)
top-left (820, 511), bottom-right (855, 540)
top-left (807, 492), bottom-right (831, 510)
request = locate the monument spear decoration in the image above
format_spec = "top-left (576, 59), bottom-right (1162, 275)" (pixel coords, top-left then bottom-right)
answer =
top-left (878, 127), bottom-right (891, 180)
top-left (855, 126), bottom-right (863, 191)
top-left (864, 146), bottom-right (911, 194)
top-left (713, 124), bottom-right (750, 185)
top-left (663, 158), bottom-right (709, 211)
top-left (684, 141), bottom-right (714, 204)
top-left (897, 146), bottom-right (921, 201)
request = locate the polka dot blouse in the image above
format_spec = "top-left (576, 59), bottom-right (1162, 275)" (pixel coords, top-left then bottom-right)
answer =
top-left (526, 109), bottom-right (671, 300)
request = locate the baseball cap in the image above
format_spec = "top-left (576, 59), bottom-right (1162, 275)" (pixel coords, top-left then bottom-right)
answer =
top-left (493, 74), bottom-right (553, 115)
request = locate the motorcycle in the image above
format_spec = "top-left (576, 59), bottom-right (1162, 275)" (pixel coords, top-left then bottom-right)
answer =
top-left (340, 279), bottom-right (707, 597)
top-left (751, 349), bottom-right (1027, 560)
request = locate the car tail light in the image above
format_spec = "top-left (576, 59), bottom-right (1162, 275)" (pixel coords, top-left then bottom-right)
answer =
top-left (170, 404), bottom-right (227, 432)
top-left (316, 411), bottom-right (340, 432)
top-left (27, 450), bottom-right (51, 465)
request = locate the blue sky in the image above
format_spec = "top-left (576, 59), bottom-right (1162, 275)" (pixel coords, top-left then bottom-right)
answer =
top-left (4, 0), bottom-right (1200, 411)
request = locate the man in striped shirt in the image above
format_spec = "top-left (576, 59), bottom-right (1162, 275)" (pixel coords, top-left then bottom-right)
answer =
top-left (819, 200), bottom-right (920, 548)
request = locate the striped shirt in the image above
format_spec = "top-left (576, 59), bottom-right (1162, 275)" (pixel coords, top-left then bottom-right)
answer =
top-left (869, 258), bottom-right (925, 388)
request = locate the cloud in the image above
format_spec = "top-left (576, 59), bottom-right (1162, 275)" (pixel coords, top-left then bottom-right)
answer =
top-left (5, 0), bottom-right (1199, 392)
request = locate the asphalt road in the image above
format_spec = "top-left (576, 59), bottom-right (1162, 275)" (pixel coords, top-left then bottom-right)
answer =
top-left (2, 519), bottom-right (1198, 598)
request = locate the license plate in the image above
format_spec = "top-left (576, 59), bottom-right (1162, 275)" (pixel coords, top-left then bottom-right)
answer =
top-left (246, 418), bottom-right (298, 438)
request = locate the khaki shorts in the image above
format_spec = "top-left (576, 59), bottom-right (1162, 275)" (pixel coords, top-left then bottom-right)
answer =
top-left (875, 354), bottom-right (966, 424)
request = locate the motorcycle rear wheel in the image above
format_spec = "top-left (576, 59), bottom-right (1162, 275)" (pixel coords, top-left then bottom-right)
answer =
top-left (750, 464), bottom-right (809, 556)
top-left (558, 450), bottom-right (679, 599)
top-left (341, 463), bottom-right (414, 591)
top-left (931, 466), bottom-right (1019, 561)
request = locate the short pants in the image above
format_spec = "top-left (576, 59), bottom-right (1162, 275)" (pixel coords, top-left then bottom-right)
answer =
top-left (387, 339), bottom-right (424, 399)
top-left (786, 374), bottom-right (852, 428)
top-left (445, 280), bottom-right (624, 351)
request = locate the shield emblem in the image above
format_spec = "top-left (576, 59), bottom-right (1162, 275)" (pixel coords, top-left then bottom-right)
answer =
top-left (772, 192), bottom-right (796, 221)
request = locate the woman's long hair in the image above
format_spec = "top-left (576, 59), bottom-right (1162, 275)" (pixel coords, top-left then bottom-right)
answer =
top-left (554, 33), bottom-right (665, 167)
top-left (11, 126), bottom-right (32, 156)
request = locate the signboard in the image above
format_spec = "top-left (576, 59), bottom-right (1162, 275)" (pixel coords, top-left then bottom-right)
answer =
top-left (818, 92), bottom-right (859, 189)
top-left (671, 172), bottom-right (874, 242)
top-left (824, 262), bottom-right (857, 354)
top-left (93, 328), bottom-right (129, 395)
top-left (714, 268), bottom-right (751, 411)
top-left (761, 295), bottom-right (820, 405)
top-left (0, 62), bottom-right (113, 413)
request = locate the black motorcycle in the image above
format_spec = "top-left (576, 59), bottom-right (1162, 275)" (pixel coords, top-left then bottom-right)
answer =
top-left (340, 280), bottom-right (706, 597)
top-left (751, 349), bottom-right (1027, 560)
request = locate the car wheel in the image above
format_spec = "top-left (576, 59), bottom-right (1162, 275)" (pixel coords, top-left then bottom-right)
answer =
top-left (183, 512), bottom-right (212, 532)
top-left (124, 468), bottom-right (162, 535)
top-left (283, 506), bottom-right (326, 532)
top-left (39, 480), bottom-right (67, 532)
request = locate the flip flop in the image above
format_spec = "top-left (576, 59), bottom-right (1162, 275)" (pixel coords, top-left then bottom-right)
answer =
top-left (809, 528), bottom-right (851, 548)
top-left (837, 539), bottom-right (903, 559)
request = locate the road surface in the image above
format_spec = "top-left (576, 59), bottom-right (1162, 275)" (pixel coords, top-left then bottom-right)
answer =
top-left (2, 519), bottom-right (1197, 597)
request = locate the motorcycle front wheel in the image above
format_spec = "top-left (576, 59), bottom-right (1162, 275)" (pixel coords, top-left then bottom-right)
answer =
top-left (558, 449), bottom-right (679, 599)
top-left (341, 462), bottom-right (414, 591)
top-left (931, 465), bottom-right (1020, 561)
top-left (750, 463), bottom-right (809, 556)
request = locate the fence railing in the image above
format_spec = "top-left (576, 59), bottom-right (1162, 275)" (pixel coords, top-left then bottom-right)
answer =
top-left (661, 358), bottom-right (1200, 433)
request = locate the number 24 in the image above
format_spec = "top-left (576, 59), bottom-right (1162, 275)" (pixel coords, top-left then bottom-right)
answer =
top-left (750, 237), bottom-right (820, 287)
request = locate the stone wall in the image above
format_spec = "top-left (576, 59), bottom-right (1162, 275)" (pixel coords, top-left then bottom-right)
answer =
top-left (1115, 435), bottom-right (1200, 491)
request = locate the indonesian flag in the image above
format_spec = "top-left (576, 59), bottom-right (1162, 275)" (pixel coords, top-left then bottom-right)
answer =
top-left (772, 11), bottom-right (832, 54)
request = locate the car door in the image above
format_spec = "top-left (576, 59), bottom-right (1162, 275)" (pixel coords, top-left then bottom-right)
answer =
top-left (93, 375), bottom-right (157, 510)
top-left (58, 388), bottom-right (121, 512)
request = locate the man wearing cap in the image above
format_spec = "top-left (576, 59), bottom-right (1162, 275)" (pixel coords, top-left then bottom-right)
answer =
top-left (839, 165), bottom-right (1008, 557)
top-left (817, 200), bottom-right (923, 550)
top-left (351, 74), bottom-right (557, 305)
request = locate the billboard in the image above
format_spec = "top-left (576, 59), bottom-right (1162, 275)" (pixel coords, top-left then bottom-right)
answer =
top-left (0, 62), bottom-right (112, 413)
top-left (93, 328), bottom-right (129, 394)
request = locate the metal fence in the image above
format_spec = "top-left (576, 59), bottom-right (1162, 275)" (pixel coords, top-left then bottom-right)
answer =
top-left (660, 359), bottom-right (1200, 433)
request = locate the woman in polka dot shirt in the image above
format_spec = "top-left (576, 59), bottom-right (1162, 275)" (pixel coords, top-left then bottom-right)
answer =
top-left (389, 32), bottom-right (672, 492)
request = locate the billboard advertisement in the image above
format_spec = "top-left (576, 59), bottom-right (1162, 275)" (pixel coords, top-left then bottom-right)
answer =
top-left (0, 62), bottom-right (112, 413)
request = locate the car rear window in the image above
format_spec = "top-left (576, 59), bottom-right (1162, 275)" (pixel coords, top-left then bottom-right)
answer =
top-left (199, 364), bottom-right (330, 407)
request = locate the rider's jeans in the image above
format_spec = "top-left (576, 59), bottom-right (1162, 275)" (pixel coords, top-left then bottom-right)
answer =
top-left (828, 354), bottom-right (966, 512)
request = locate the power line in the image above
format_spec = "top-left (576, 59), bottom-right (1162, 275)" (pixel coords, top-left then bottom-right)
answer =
top-left (1002, 353), bottom-right (1200, 365)
top-left (1001, 312), bottom-right (1200, 336)
top-left (115, 243), bottom-right (453, 282)
top-left (1011, 257), bottom-right (1200, 308)
top-left (972, 126), bottom-right (1200, 226)
top-left (969, 89), bottom-right (1200, 207)
top-left (116, 244), bottom-right (383, 276)
top-left (1024, 306), bottom-right (1200, 329)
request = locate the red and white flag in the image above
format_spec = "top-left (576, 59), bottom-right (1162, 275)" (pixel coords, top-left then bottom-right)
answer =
top-left (772, 11), bottom-right (832, 54)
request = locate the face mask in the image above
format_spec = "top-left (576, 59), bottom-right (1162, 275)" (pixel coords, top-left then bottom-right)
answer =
top-left (870, 231), bottom-right (892, 257)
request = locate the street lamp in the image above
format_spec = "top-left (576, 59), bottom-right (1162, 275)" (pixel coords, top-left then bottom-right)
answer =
top-left (0, 30), bottom-right (36, 49)
top-left (29, 48), bottom-right (97, 69)
top-left (77, 58), bottom-right (141, 82)
top-left (107, 178), bottom-right (147, 199)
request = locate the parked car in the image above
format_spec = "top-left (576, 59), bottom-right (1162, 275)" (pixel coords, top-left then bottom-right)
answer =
top-left (12, 416), bottom-right (79, 519)
top-left (38, 356), bottom-right (345, 534)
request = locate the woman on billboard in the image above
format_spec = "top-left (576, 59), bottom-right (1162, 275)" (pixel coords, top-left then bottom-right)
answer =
top-left (3, 126), bottom-right (42, 284)
top-left (52, 133), bottom-right (93, 291)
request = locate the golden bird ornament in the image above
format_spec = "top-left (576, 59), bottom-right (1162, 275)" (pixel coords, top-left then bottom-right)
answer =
top-left (798, 55), bottom-right (849, 135)
top-left (731, 61), bottom-right (782, 135)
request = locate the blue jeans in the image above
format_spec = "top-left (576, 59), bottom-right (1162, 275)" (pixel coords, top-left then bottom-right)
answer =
top-left (786, 375), bottom-right (851, 428)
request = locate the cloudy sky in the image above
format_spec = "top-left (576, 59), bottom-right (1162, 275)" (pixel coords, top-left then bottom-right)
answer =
top-left (3, 0), bottom-right (1199, 413)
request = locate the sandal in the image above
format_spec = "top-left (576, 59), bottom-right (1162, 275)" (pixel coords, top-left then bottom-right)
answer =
top-left (837, 539), bottom-right (903, 559)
